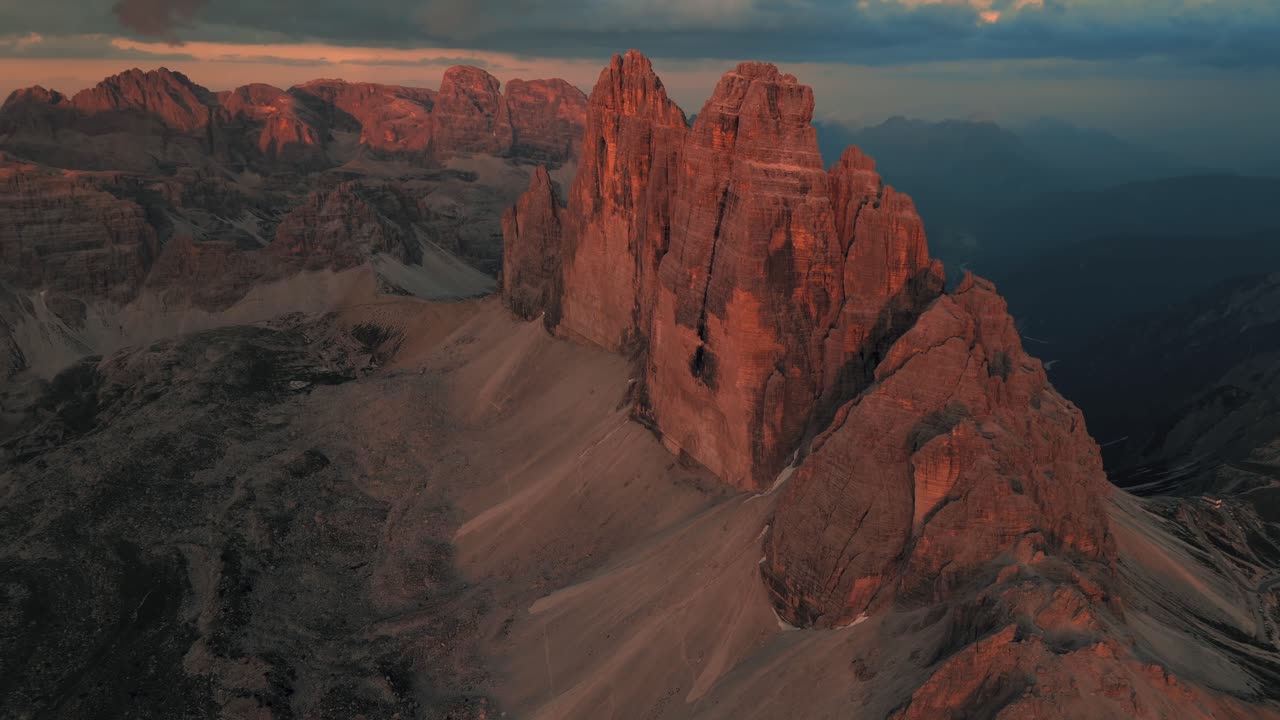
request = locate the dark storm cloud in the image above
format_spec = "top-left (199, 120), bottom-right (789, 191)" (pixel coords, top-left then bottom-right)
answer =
top-left (3, 0), bottom-right (1280, 68)
top-left (204, 0), bottom-right (1280, 68)
top-left (0, 32), bottom-right (195, 61)
top-left (112, 0), bottom-right (207, 44)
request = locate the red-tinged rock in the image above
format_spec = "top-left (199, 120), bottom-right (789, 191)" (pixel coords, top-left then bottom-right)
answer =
top-left (764, 273), bottom-right (1113, 626)
top-left (1, 86), bottom-right (67, 112)
top-left (644, 61), bottom-right (844, 490)
top-left (145, 234), bottom-right (268, 310)
top-left (292, 71), bottom-right (588, 164)
top-left (68, 68), bottom-right (221, 133)
top-left (501, 167), bottom-right (563, 321)
top-left (0, 158), bottom-right (156, 303)
top-left (291, 79), bottom-right (437, 156)
top-left (217, 83), bottom-right (293, 122)
top-left (553, 50), bottom-right (687, 351)
top-left (817, 146), bottom-right (944, 428)
top-left (0, 87), bottom-right (71, 141)
top-left (269, 183), bottom-right (417, 271)
top-left (890, 616), bottom-right (1279, 720)
top-left (430, 66), bottom-right (504, 157)
top-left (502, 54), bottom-right (945, 491)
top-left (495, 78), bottom-right (589, 163)
top-left (219, 84), bottom-right (327, 166)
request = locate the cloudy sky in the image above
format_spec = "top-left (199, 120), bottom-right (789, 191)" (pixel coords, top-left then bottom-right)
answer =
top-left (1, 0), bottom-right (1277, 170)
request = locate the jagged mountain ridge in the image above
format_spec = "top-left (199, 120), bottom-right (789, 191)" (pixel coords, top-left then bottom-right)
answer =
top-left (502, 49), bottom-right (1280, 717)
top-left (0, 65), bottom-right (589, 173)
top-left (0, 65), bottom-right (589, 383)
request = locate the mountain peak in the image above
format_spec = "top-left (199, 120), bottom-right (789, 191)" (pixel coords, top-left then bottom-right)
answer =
top-left (731, 60), bottom-right (799, 84)
top-left (1, 85), bottom-right (67, 111)
top-left (439, 65), bottom-right (501, 95)
top-left (500, 54), bottom-right (1116, 645)
top-left (587, 50), bottom-right (685, 126)
top-left (504, 59), bottom-right (941, 489)
top-left (68, 66), bottom-right (218, 131)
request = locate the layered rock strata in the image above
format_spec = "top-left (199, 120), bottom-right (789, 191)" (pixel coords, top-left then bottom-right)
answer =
top-left (502, 54), bottom-right (946, 491)
top-left (500, 48), bottom-right (1118, 629)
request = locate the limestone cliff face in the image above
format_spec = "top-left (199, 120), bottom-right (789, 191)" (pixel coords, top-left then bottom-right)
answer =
top-left (430, 66), bottom-right (505, 157)
top-left (68, 68), bottom-right (222, 133)
top-left (764, 274), bottom-right (1113, 627)
top-left (502, 54), bottom-right (944, 491)
top-left (499, 48), bottom-right (1114, 629)
top-left (0, 156), bottom-right (156, 304)
top-left (268, 184), bottom-right (418, 270)
top-left (146, 181), bottom-right (425, 310)
top-left (554, 50), bottom-right (688, 351)
top-left (496, 79), bottom-right (590, 164)
top-left (645, 63), bottom-right (845, 489)
top-left (288, 79), bottom-right (438, 157)
top-left (816, 146), bottom-right (946, 434)
top-left (218, 83), bottom-right (326, 166)
top-left (501, 167), bottom-right (563, 322)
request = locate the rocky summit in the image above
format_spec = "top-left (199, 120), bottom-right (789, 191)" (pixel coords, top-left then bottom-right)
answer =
top-left (1, 65), bottom-right (588, 172)
top-left (501, 50), bottom-right (1280, 719)
top-left (764, 274), bottom-right (1113, 627)
top-left (504, 53), bottom-right (946, 492)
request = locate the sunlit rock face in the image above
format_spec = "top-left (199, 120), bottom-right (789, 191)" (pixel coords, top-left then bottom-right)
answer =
top-left (501, 49), bottom-right (1114, 632)
top-left (503, 54), bottom-right (945, 492)
top-left (501, 166), bottom-right (563, 322)
top-left (645, 62), bottom-right (844, 490)
top-left (288, 78), bottom-right (439, 157)
top-left (553, 50), bottom-right (688, 352)
top-left (218, 83), bottom-right (327, 167)
top-left (764, 274), bottom-right (1114, 627)
top-left (496, 78), bottom-right (591, 164)
top-left (68, 68), bottom-right (223, 133)
top-left (2, 66), bottom-right (588, 171)
top-left (430, 66), bottom-right (506, 157)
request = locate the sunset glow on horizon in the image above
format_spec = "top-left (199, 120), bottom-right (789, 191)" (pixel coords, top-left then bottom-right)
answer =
top-left (1, 0), bottom-right (1278, 172)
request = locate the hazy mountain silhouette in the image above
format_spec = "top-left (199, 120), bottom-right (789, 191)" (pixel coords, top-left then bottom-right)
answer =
top-left (811, 117), bottom-right (1268, 273)
top-left (1047, 272), bottom-right (1280, 490)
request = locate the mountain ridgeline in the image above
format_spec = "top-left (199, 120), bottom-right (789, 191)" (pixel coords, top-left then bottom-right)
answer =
top-left (0, 65), bottom-right (590, 381)
top-left (501, 51), bottom-right (1280, 718)
top-left (0, 66), bottom-right (589, 172)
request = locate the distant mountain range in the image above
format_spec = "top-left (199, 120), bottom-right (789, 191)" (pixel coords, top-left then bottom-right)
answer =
top-left (972, 174), bottom-right (1280, 270)
top-left (1050, 272), bottom-right (1280, 494)
top-left (814, 115), bottom-right (1207, 197)
top-left (0, 66), bottom-right (588, 381)
top-left (812, 116), bottom-right (1279, 272)
top-left (0, 66), bottom-right (588, 174)
top-left (995, 229), bottom-right (1280, 350)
